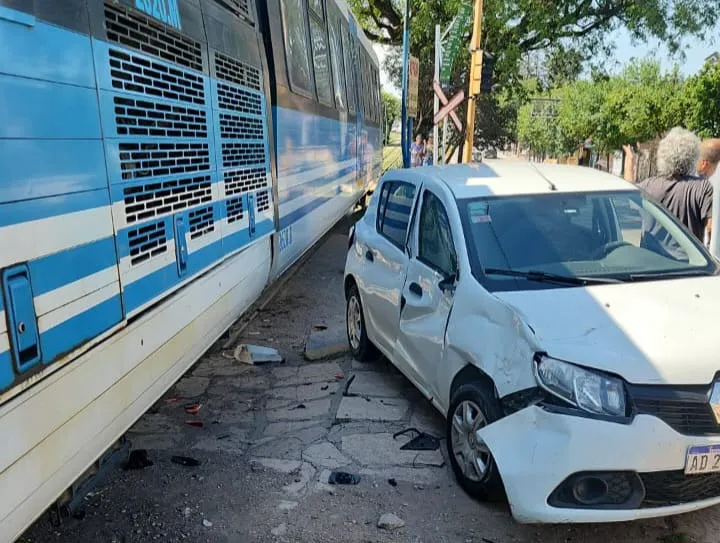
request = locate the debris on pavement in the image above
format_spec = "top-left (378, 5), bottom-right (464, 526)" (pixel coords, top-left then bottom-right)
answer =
top-left (290, 403), bottom-right (307, 410)
top-left (328, 471), bottom-right (361, 485)
top-left (202, 519), bottom-right (213, 528)
top-left (185, 420), bottom-right (204, 428)
top-left (234, 344), bottom-right (284, 365)
top-left (271, 523), bottom-right (288, 536)
top-left (377, 513), bottom-right (405, 530)
top-left (170, 456), bottom-right (202, 467)
top-left (124, 450), bottom-right (153, 471)
top-left (335, 373), bottom-right (344, 380)
top-left (387, 478), bottom-right (398, 487)
top-left (393, 427), bottom-right (441, 451)
top-left (342, 374), bottom-right (356, 396)
top-left (304, 324), bottom-right (349, 360)
top-left (184, 403), bottom-right (202, 415)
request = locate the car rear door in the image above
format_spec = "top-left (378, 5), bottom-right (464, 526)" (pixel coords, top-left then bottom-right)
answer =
top-left (393, 187), bottom-right (459, 400)
top-left (360, 179), bottom-right (419, 356)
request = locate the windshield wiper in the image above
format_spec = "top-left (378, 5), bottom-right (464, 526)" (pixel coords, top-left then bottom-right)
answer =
top-left (483, 268), bottom-right (623, 286)
top-left (627, 269), bottom-right (715, 281)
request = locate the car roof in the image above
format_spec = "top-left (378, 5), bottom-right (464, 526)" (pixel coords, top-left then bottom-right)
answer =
top-left (386, 162), bottom-right (638, 199)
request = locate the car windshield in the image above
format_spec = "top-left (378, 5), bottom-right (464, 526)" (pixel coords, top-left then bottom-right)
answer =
top-left (460, 190), bottom-right (717, 291)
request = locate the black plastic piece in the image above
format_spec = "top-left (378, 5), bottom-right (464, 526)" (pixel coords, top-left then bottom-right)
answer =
top-left (328, 471), bottom-right (361, 485)
top-left (392, 427), bottom-right (441, 451)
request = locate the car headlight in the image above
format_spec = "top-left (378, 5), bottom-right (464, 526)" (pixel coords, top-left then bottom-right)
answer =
top-left (534, 355), bottom-right (627, 417)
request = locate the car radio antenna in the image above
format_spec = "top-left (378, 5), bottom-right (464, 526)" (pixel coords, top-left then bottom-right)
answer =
top-left (529, 162), bottom-right (557, 191)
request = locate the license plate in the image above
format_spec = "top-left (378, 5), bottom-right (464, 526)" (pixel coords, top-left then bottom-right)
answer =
top-left (684, 445), bottom-right (720, 475)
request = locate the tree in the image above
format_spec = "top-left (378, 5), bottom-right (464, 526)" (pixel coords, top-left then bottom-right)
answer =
top-left (683, 61), bottom-right (720, 138)
top-left (381, 90), bottom-right (401, 143)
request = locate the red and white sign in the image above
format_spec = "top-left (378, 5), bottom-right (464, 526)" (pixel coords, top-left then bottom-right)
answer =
top-left (433, 81), bottom-right (464, 130)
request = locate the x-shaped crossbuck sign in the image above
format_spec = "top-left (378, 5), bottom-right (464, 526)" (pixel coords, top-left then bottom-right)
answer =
top-left (433, 80), bottom-right (464, 131)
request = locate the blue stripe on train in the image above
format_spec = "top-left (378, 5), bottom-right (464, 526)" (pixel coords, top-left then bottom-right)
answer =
top-left (40, 294), bottom-right (123, 365)
top-left (0, 190), bottom-right (111, 228)
top-left (28, 237), bottom-right (118, 297)
top-left (0, 349), bottom-right (11, 390)
top-left (123, 218), bottom-right (273, 314)
top-left (0, 140), bottom-right (109, 204)
top-left (278, 163), bottom-right (357, 204)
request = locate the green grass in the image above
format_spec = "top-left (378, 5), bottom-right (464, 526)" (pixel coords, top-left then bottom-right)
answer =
top-left (382, 131), bottom-right (403, 172)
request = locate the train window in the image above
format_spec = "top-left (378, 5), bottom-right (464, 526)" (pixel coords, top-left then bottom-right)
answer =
top-left (328, 10), bottom-right (346, 109)
top-left (281, 0), bottom-right (313, 96)
top-left (309, 16), bottom-right (333, 106)
top-left (309, 0), bottom-right (323, 18)
top-left (341, 27), bottom-right (356, 113)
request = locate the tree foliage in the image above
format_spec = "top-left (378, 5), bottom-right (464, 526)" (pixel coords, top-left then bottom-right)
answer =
top-left (683, 61), bottom-right (720, 138)
top-left (381, 90), bottom-right (401, 143)
top-left (519, 59), bottom-right (690, 158)
top-left (349, 0), bottom-right (720, 147)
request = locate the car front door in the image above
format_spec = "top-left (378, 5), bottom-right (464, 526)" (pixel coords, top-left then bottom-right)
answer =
top-left (360, 179), bottom-right (419, 356)
top-left (393, 188), bottom-right (459, 400)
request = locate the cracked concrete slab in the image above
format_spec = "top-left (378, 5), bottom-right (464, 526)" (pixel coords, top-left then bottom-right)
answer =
top-left (262, 421), bottom-right (322, 437)
top-left (282, 462), bottom-right (316, 496)
top-left (250, 437), bottom-right (304, 460)
top-left (272, 362), bottom-right (343, 386)
top-left (304, 325), bottom-right (349, 361)
top-left (359, 466), bottom-right (447, 485)
top-left (268, 382), bottom-right (340, 402)
top-left (302, 442), bottom-right (351, 469)
top-left (341, 433), bottom-right (445, 467)
top-left (191, 428), bottom-right (249, 454)
top-left (251, 458), bottom-right (303, 474)
top-left (345, 371), bottom-right (407, 397)
top-left (266, 398), bottom-right (332, 421)
top-left (174, 376), bottom-right (210, 398)
top-left (336, 397), bottom-right (409, 422)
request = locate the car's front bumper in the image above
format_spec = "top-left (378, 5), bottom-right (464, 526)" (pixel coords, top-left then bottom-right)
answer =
top-left (478, 405), bottom-right (720, 523)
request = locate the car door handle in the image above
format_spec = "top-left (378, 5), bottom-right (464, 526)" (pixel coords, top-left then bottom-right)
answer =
top-left (365, 250), bottom-right (374, 262)
top-left (409, 282), bottom-right (422, 296)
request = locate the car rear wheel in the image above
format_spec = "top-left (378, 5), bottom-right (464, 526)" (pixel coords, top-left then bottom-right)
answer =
top-left (346, 284), bottom-right (379, 361)
top-left (447, 382), bottom-right (506, 502)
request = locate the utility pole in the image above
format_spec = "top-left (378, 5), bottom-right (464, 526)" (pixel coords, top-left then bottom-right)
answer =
top-left (462, 0), bottom-right (483, 163)
top-left (433, 25), bottom-right (440, 166)
top-left (400, 0), bottom-right (410, 168)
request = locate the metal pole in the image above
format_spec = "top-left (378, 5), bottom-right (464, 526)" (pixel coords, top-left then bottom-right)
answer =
top-left (400, 0), bottom-right (410, 168)
top-left (710, 172), bottom-right (720, 257)
top-left (433, 25), bottom-right (440, 166)
top-left (462, 0), bottom-right (483, 164)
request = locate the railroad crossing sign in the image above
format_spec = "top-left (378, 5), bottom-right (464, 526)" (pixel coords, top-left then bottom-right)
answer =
top-left (407, 56), bottom-right (420, 118)
top-left (433, 80), bottom-right (463, 130)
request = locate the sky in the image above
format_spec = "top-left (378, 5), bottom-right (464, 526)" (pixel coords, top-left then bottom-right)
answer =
top-left (374, 28), bottom-right (718, 99)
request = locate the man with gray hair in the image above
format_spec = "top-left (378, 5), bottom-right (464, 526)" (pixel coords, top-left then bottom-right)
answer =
top-left (637, 127), bottom-right (713, 249)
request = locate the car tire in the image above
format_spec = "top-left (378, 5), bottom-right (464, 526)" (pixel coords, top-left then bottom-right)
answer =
top-left (346, 284), bottom-right (379, 361)
top-left (446, 381), bottom-right (506, 502)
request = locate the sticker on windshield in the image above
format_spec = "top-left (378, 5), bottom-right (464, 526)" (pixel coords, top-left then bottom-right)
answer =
top-left (469, 201), bottom-right (491, 223)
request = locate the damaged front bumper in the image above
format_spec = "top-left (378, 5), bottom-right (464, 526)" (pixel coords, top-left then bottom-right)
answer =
top-left (478, 405), bottom-right (720, 523)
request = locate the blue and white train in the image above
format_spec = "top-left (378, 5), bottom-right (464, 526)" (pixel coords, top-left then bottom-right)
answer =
top-left (0, 0), bottom-right (382, 539)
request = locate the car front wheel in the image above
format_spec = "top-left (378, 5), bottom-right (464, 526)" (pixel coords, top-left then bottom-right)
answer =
top-left (447, 382), bottom-right (506, 502)
top-left (346, 283), bottom-right (379, 361)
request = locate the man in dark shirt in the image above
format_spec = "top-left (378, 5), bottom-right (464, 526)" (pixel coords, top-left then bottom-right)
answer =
top-left (637, 127), bottom-right (713, 259)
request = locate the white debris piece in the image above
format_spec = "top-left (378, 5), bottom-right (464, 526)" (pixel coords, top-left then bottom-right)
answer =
top-left (234, 344), bottom-right (284, 365)
top-left (377, 513), bottom-right (405, 530)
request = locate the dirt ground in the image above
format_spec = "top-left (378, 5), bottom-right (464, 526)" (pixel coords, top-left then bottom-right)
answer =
top-left (22, 217), bottom-right (720, 543)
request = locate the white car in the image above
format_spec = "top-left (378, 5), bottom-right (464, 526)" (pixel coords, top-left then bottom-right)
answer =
top-left (344, 162), bottom-right (720, 523)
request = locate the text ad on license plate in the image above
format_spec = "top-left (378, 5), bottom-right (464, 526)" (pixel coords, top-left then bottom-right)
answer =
top-left (685, 445), bottom-right (720, 475)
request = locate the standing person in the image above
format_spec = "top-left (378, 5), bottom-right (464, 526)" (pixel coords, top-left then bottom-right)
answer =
top-left (637, 127), bottom-right (712, 257)
top-left (423, 136), bottom-right (434, 166)
top-left (410, 135), bottom-right (424, 167)
top-left (697, 138), bottom-right (720, 179)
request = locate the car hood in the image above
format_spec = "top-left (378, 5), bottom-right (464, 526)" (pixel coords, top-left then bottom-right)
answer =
top-left (494, 276), bottom-right (720, 385)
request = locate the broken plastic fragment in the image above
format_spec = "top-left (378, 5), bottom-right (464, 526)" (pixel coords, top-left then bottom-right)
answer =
top-left (233, 344), bottom-right (284, 365)
top-left (185, 420), bottom-right (204, 428)
top-left (184, 403), bottom-right (202, 415)
top-left (328, 471), bottom-right (361, 485)
top-left (171, 455), bottom-right (201, 467)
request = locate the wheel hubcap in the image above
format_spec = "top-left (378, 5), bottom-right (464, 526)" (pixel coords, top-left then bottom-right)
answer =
top-left (451, 400), bottom-right (491, 482)
top-left (347, 295), bottom-right (362, 350)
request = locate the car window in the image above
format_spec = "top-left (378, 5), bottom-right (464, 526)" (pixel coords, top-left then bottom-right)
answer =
top-left (281, 0), bottom-right (312, 95)
top-left (376, 181), bottom-right (416, 249)
top-left (418, 191), bottom-right (457, 277)
top-left (461, 191), bottom-right (715, 292)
